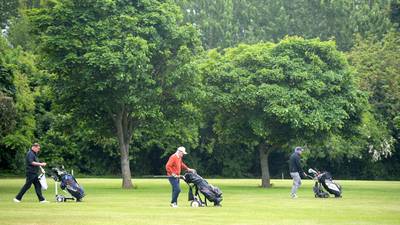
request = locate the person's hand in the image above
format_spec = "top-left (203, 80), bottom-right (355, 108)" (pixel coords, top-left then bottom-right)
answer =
top-left (41, 162), bottom-right (47, 167)
top-left (188, 168), bottom-right (196, 173)
top-left (171, 173), bottom-right (177, 178)
top-left (303, 172), bottom-right (307, 177)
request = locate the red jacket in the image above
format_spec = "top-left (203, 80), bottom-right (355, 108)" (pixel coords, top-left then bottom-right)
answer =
top-left (165, 153), bottom-right (188, 176)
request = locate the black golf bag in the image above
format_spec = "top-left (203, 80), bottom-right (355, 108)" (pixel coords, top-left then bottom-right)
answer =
top-left (51, 167), bottom-right (85, 202)
top-left (308, 168), bottom-right (342, 198)
top-left (183, 172), bottom-right (222, 207)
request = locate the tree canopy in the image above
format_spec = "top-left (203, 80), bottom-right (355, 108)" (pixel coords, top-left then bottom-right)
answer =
top-left (0, 36), bottom-right (38, 171)
top-left (0, 0), bottom-right (399, 182)
top-left (200, 37), bottom-right (367, 187)
top-left (28, 0), bottom-right (203, 188)
top-left (175, 0), bottom-right (394, 51)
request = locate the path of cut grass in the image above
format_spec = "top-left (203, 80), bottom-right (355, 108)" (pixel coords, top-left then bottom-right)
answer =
top-left (0, 178), bottom-right (399, 225)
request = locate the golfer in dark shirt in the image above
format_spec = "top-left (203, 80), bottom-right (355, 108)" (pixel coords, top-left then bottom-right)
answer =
top-left (289, 146), bottom-right (307, 199)
top-left (14, 143), bottom-right (49, 203)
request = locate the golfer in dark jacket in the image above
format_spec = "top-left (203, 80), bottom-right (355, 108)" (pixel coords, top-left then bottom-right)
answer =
top-left (289, 146), bottom-right (307, 198)
top-left (14, 143), bottom-right (49, 203)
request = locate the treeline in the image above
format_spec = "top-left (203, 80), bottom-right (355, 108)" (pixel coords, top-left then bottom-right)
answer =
top-left (0, 0), bottom-right (399, 186)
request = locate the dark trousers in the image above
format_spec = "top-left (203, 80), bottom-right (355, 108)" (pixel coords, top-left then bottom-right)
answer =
top-left (15, 173), bottom-right (45, 201)
top-left (168, 177), bottom-right (181, 204)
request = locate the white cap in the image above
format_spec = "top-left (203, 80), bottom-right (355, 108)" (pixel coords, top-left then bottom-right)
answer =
top-left (177, 146), bottom-right (187, 155)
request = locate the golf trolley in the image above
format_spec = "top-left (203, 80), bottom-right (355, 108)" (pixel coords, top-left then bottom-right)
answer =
top-left (308, 168), bottom-right (342, 198)
top-left (54, 181), bottom-right (75, 202)
top-left (51, 167), bottom-right (85, 202)
top-left (182, 171), bottom-right (222, 207)
top-left (186, 181), bottom-right (208, 207)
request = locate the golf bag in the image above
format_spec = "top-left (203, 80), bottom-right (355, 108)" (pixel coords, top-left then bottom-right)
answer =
top-left (308, 168), bottom-right (342, 198)
top-left (51, 167), bottom-right (85, 202)
top-left (183, 172), bottom-right (222, 207)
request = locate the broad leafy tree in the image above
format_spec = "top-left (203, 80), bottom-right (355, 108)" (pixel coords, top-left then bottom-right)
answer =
top-left (201, 37), bottom-right (366, 187)
top-left (29, 0), bottom-right (202, 188)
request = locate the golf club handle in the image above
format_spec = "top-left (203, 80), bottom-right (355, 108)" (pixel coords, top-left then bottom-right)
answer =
top-left (39, 166), bottom-right (45, 174)
top-left (170, 174), bottom-right (185, 179)
top-left (150, 175), bottom-right (170, 178)
top-left (148, 175), bottom-right (184, 179)
top-left (171, 175), bottom-right (184, 179)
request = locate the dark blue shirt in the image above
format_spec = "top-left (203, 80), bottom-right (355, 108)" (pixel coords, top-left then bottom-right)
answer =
top-left (26, 150), bottom-right (39, 174)
top-left (289, 152), bottom-right (304, 174)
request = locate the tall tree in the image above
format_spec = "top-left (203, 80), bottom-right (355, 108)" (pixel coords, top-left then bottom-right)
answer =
top-left (0, 0), bottom-right (19, 29)
top-left (348, 30), bottom-right (400, 160)
top-left (390, 0), bottom-right (400, 27)
top-left (176, 0), bottom-right (235, 49)
top-left (200, 37), bottom-right (366, 187)
top-left (0, 36), bottom-right (37, 171)
top-left (0, 37), bottom-right (17, 138)
top-left (29, 0), bottom-right (202, 188)
top-left (176, 0), bottom-right (394, 51)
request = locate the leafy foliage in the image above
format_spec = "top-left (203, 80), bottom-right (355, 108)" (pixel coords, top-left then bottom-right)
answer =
top-left (28, 0), bottom-right (203, 186)
top-left (0, 0), bottom-right (19, 28)
top-left (1, 0), bottom-right (399, 180)
top-left (348, 30), bottom-right (400, 161)
top-left (176, 0), bottom-right (394, 50)
top-left (200, 37), bottom-right (367, 185)
top-left (203, 37), bottom-right (365, 142)
top-left (0, 36), bottom-right (38, 172)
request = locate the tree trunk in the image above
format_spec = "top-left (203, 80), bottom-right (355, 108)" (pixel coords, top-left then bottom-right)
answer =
top-left (115, 108), bottom-right (134, 189)
top-left (259, 142), bottom-right (271, 188)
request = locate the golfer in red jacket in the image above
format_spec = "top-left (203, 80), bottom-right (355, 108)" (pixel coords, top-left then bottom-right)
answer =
top-left (165, 146), bottom-right (194, 207)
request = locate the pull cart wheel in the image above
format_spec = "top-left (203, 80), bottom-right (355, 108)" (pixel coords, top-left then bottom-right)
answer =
top-left (56, 195), bottom-right (65, 202)
top-left (191, 200), bottom-right (200, 207)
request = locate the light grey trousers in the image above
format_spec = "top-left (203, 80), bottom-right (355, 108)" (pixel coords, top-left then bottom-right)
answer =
top-left (290, 172), bottom-right (302, 195)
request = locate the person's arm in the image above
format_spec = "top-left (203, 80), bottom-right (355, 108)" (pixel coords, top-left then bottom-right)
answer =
top-left (182, 162), bottom-right (195, 173)
top-left (182, 162), bottom-right (189, 170)
top-left (32, 161), bottom-right (46, 167)
top-left (27, 152), bottom-right (46, 167)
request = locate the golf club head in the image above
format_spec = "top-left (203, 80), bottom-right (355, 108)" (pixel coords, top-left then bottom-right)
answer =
top-left (308, 168), bottom-right (318, 174)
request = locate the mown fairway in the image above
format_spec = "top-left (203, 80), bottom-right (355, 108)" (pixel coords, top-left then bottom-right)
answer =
top-left (0, 178), bottom-right (399, 225)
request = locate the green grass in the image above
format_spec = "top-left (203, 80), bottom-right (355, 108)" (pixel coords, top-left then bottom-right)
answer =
top-left (0, 178), bottom-right (399, 225)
